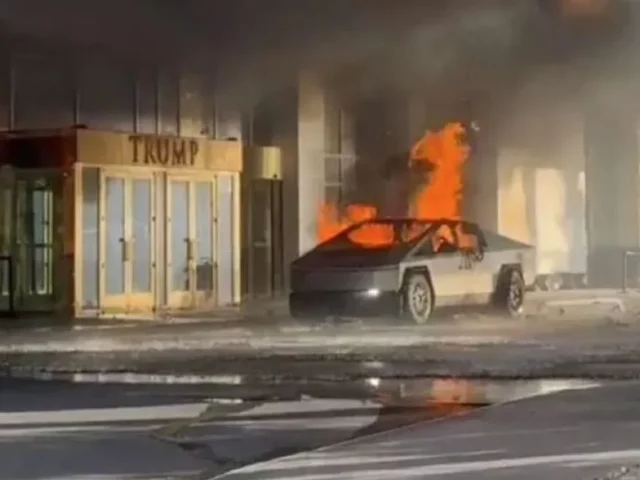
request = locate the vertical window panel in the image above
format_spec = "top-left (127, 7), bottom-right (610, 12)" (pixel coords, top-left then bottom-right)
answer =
top-left (0, 53), bottom-right (9, 130)
top-left (158, 71), bottom-right (178, 135)
top-left (13, 55), bottom-right (74, 129)
top-left (136, 69), bottom-right (157, 134)
top-left (78, 58), bottom-right (134, 132)
top-left (82, 167), bottom-right (99, 307)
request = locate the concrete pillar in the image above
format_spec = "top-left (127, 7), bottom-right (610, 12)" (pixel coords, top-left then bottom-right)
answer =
top-left (585, 108), bottom-right (640, 287)
top-left (297, 72), bottom-right (326, 255)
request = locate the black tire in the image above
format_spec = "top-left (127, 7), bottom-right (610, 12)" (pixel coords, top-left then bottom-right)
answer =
top-left (495, 268), bottom-right (525, 318)
top-left (402, 272), bottom-right (434, 325)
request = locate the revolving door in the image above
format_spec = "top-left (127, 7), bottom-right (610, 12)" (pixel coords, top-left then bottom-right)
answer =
top-left (0, 168), bottom-right (66, 314)
top-left (241, 147), bottom-right (285, 299)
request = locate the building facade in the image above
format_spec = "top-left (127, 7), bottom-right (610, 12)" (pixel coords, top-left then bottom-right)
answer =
top-left (1, 0), bottom-right (639, 322)
top-left (282, 71), bottom-right (640, 291)
top-left (0, 32), bottom-right (265, 318)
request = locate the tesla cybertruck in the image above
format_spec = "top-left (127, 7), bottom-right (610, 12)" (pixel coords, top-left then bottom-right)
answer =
top-left (289, 218), bottom-right (535, 324)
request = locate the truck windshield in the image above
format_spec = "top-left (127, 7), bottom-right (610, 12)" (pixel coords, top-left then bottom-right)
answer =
top-left (314, 219), bottom-right (432, 252)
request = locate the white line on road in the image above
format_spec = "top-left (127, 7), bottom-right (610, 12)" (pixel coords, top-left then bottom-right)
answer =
top-left (248, 448), bottom-right (640, 477)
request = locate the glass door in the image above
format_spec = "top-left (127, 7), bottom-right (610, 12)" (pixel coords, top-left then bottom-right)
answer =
top-left (166, 174), bottom-right (216, 309)
top-left (167, 176), bottom-right (192, 308)
top-left (129, 175), bottom-right (155, 311)
top-left (194, 179), bottom-right (216, 305)
top-left (0, 180), bottom-right (12, 304)
top-left (100, 170), bottom-right (155, 313)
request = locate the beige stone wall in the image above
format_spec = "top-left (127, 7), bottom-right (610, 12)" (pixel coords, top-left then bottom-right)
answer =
top-left (495, 113), bottom-right (588, 276)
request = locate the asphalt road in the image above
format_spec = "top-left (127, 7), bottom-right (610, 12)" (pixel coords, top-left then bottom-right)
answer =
top-left (0, 379), bottom-right (444, 480)
top-left (217, 381), bottom-right (640, 480)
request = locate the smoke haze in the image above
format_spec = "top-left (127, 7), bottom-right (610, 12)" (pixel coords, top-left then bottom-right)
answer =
top-left (1, 0), bottom-right (638, 139)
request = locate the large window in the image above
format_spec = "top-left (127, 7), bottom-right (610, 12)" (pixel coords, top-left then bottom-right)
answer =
top-left (323, 95), bottom-right (356, 205)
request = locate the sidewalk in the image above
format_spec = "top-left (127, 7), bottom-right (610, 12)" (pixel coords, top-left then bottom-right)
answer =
top-left (0, 296), bottom-right (290, 334)
top-left (1, 289), bottom-right (640, 383)
top-left (0, 289), bottom-right (636, 352)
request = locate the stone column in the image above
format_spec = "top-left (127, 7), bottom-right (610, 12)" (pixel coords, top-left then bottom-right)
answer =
top-left (585, 107), bottom-right (639, 287)
top-left (297, 71), bottom-right (326, 255)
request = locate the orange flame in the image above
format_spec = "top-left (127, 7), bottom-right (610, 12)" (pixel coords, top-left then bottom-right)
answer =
top-left (409, 122), bottom-right (469, 220)
top-left (317, 122), bottom-right (470, 246)
top-left (317, 203), bottom-right (379, 243)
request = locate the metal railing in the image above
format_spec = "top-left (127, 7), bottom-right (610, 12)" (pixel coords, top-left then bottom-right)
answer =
top-left (0, 255), bottom-right (15, 317)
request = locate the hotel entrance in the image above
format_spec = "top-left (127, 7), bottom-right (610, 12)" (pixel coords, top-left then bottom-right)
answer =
top-left (76, 130), bottom-right (242, 316)
top-left (0, 128), bottom-right (243, 319)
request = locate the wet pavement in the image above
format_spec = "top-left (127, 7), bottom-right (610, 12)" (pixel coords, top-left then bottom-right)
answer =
top-left (0, 379), bottom-right (452, 479)
top-left (3, 318), bottom-right (640, 383)
top-left (216, 381), bottom-right (640, 480)
top-left (1, 290), bottom-right (640, 383)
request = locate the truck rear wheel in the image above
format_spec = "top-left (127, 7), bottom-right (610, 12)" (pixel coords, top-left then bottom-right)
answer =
top-left (495, 268), bottom-right (525, 317)
top-left (403, 272), bottom-right (434, 325)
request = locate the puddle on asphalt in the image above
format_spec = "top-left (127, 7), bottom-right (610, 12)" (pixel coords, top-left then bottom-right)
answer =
top-left (366, 377), bottom-right (601, 407)
top-left (184, 377), bottom-right (602, 478)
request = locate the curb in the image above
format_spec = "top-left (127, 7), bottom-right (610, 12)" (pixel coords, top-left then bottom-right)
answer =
top-left (1, 367), bottom-right (245, 385)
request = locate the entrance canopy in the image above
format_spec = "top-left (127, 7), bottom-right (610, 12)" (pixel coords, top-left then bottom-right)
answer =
top-left (0, 127), bottom-right (243, 317)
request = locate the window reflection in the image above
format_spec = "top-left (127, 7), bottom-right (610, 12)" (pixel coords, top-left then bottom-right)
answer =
top-left (132, 179), bottom-right (152, 293)
top-left (171, 181), bottom-right (189, 291)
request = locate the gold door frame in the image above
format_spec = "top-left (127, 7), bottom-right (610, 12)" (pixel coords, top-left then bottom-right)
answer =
top-left (127, 171), bottom-right (157, 312)
top-left (165, 173), bottom-right (218, 310)
top-left (99, 168), bottom-right (156, 313)
top-left (194, 176), bottom-right (217, 308)
top-left (166, 173), bottom-right (196, 309)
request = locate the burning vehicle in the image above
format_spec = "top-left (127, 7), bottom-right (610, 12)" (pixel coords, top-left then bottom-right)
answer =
top-left (289, 218), bottom-right (535, 324)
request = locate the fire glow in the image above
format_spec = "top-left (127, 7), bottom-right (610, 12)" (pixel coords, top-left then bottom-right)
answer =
top-left (317, 122), bottom-right (470, 247)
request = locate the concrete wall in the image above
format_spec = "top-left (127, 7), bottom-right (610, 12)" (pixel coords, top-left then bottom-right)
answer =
top-left (492, 109), bottom-right (588, 278)
top-left (584, 107), bottom-right (640, 287)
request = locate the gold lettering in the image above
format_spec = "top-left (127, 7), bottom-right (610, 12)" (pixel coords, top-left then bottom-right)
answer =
top-left (144, 138), bottom-right (156, 164)
top-left (189, 140), bottom-right (199, 166)
top-left (157, 138), bottom-right (169, 165)
top-left (129, 135), bottom-right (199, 168)
top-left (172, 140), bottom-right (186, 165)
top-left (129, 135), bottom-right (143, 163)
